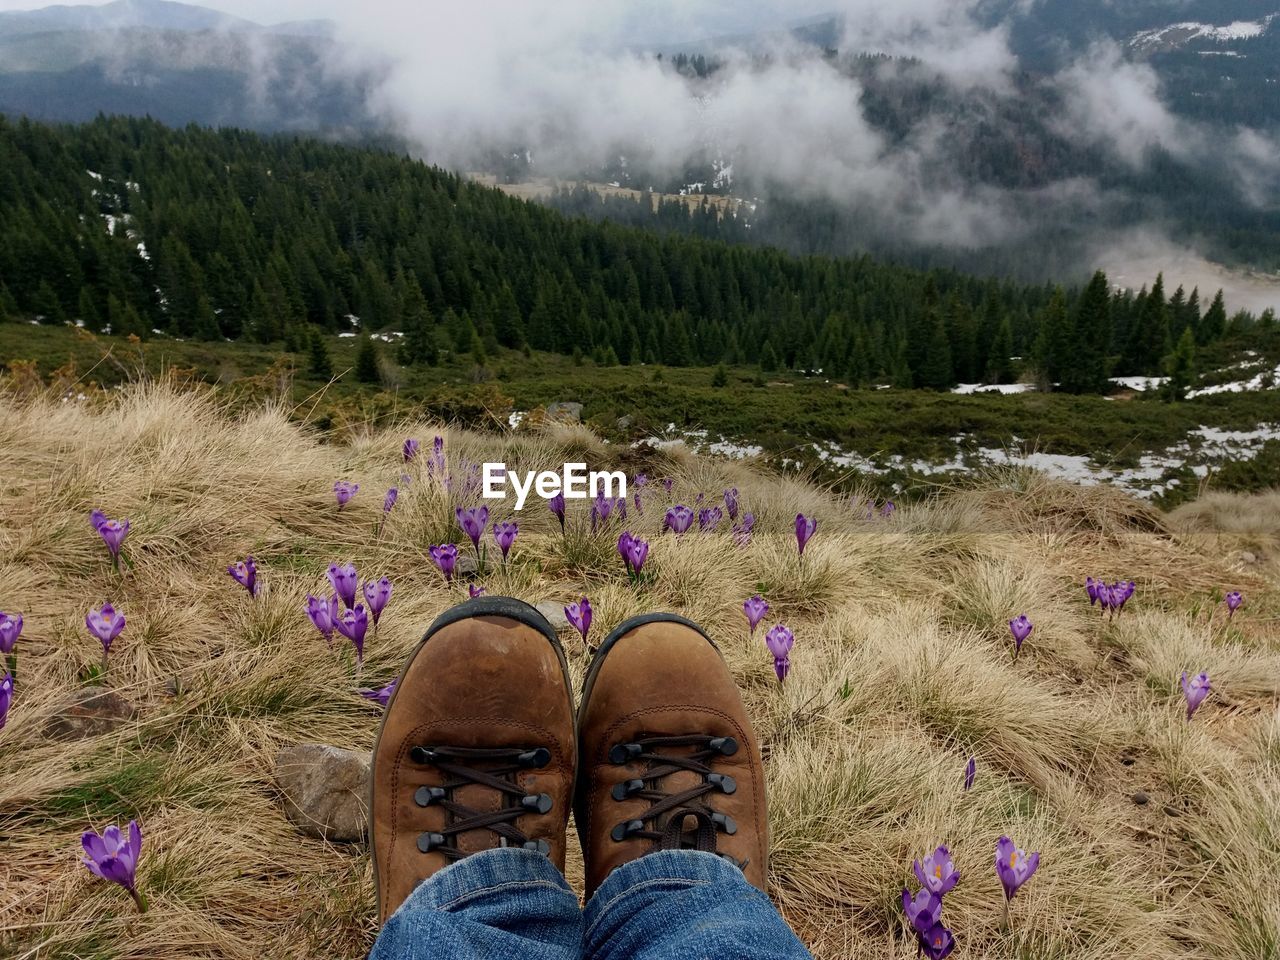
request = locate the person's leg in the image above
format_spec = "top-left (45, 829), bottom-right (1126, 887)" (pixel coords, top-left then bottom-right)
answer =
top-left (574, 613), bottom-right (813, 960)
top-left (368, 597), bottom-right (582, 960)
top-left (582, 849), bottom-right (811, 960)
top-left (369, 848), bottom-right (582, 960)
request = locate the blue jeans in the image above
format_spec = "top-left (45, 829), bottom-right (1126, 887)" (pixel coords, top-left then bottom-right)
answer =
top-left (369, 848), bottom-right (814, 959)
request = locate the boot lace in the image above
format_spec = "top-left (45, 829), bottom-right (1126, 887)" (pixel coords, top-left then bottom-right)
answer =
top-left (409, 744), bottom-right (554, 859)
top-left (606, 734), bottom-right (741, 855)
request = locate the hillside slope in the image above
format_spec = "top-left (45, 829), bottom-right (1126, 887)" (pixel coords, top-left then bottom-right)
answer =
top-left (0, 381), bottom-right (1277, 958)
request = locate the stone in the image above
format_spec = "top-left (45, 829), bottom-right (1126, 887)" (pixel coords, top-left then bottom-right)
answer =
top-left (456, 553), bottom-right (479, 577)
top-left (1241, 551), bottom-right (1258, 564)
top-left (535, 601), bottom-right (571, 631)
top-left (44, 687), bottom-right (137, 740)
top-left (275, 743), bottom-right (370, 842)
top-left (1132, 791), bottom-right (1149, 806)
top-left (545, 402), bottom-right (583, 423)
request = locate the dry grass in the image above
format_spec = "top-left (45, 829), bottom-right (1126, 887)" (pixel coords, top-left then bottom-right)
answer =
top-left (1, 382), bottom-right (1278, 959)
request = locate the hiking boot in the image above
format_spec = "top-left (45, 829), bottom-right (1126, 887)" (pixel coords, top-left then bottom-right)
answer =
top-left (574, 613), bottom-right (768, 898)
top-left (370, 597), bottom-right (576, 924)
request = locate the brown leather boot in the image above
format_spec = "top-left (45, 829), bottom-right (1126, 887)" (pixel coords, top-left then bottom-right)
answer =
top-left (575, 613), bottom-right (768, 898)
top-left (370, 597), bottom-right (576, 924)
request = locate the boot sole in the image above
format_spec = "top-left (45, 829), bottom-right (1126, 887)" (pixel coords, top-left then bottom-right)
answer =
top-left (369, 595), bottom-right (572, 923)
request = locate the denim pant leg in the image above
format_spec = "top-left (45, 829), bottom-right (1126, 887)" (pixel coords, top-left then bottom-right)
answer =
top-left (583, 851), bottom-right (813, 960)
top-left (369, 848), bottom-right (583, 960)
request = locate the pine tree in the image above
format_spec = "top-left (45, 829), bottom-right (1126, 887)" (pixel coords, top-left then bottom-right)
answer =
top-left (356, 336), bottom-right (381, 384)
top-left (985, 316), bottom-right (1015, 384)
top-left (308, 328), bottom-right (332, 379)
top-left (919, 314), bottom-right (954, 390)
top-left (78, 288), bottom-right (101, 332)
top-left (399, 283), bottom-right (436, 366)
top-left (1062, 271), bottom-right (1111, 394)
top-left (1032, 289), bottom-right (1070, 386)
top-left (1197, 290), bottom-right (1226, 345)
top-left (712, 363), bottom-right (729, 387)
top-left (1162, 327), bottom-right (1196, 402)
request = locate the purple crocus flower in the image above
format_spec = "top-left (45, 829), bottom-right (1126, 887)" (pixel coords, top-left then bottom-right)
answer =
top-left (456, 506), bottom-right (489, 550)
top-left (1085, 577), bottom-right (1099, 606)
top-left (995, 835), bottom-right (1040, 902)
top-left (565, 597), bottom-right (593, 648)
top-left (881, 501), bottom-right (897, 518)
top-left (0, 672), bottom-right (12, 730)
top-left (590, 493), bottom-right (614, 532)
top-left (305, 594), bottom-right (339, 645)
top-left (618, 532), bottom-right (649, 577)
top-left (86, 603), bottom-right (125, 669)
top-left (662, 477), bottom-right (675, 494)
top-left (1009, 615), bottom-right (1033, 657)
top-left (1116, 580), bottom-right (1136, 613)
top-left (334, 480), bottom-right (359, 510)
top-left (469, 584), bottom-right (486, 598)
top-left (82, 820), bottom-right (146, 911)
top-left (733, 513), bottom-right (756, 548)
top-left (663, 505), bottom-right (694, 536)
top-left (0, 612), bottom-right (22, 655)
top-left (795, 514), bottom-right (817, 556)
top-left (403, 438), bottom-right (420, 463)
top-left (901, 888), bottom-right (942, 936)
top-left (743, 595), bottom-right (769, 635)
top-left (493, 522), bottom-right (519, 560)
top-left (919, 924), bottom-right (955, 960)
top-left (913, 845), bottom-right (960, 896)
top-left (430, 544), bottom-right (459, 583)
top-left (91, 510), bottom-right (130, 566)
top-left (698, 506), bottom-right (723, 531)
top-left (360, 679), bottom-right (398, 707)
top-left (633, 489), bottom-right (644, 515)
top-left (1181, 671), bottom-right (1211, 720)
top-left (335, 604), bottom-right (369, 667)
top-left (428, 436), bottom-right (446, 476)
top-left (964, 757), bottom-right (976, 792)
top-left (363, 577), bottom-right (393, 626)
top-left (384, 487), bottom-right (399, 515)
top-left (548, 493), bottom-right (567, 532)
top-left (724, 488), bottom-right (740, 521)
top-left (765, 624), bottom-right (794, 683)
top-left (227, 556), bottom-right (257, 597)
top-left (327, 562), bottom-right (359, 609)
top-left (1225, 591), bottom-right (1243, 618)
top-left (634, 473), bottom-right (649, 489)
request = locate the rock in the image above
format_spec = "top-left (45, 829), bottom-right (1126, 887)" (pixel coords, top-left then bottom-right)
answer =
top-left (1241, 551), bottom-right (1258, 565)
top-left (456, 553), bottom-right (478, 577)
top-left (1162, 804), bottom-right (1182, 818)
top-left (44, 687), bottom-right (137, 740)
top-left (275, 744), bottom-right (370, 842)
top-left (545, 402), bottom-right (583, 423)
top-left (1132, 791), bottom-right (1149, 806)
top-left (535, 601), bottom-right (571, 631)
top-left (616, 415), bottom-right (634, 431)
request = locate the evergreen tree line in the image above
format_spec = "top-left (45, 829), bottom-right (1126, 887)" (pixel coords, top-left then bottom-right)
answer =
top-left (0, 115), bottom-right (1261, 391)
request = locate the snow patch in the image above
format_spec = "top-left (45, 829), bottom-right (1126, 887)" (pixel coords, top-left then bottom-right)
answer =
top-left (951, 382), bottom-right (1036, 395)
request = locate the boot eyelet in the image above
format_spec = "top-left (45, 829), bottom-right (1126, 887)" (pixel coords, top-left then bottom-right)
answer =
top-left (708, 737), bottom-right (738, 756)
top-left (611, 778), bottom-right (645, 801)
top-left (410, 746), bottom-right (436, 765)
top-left (706, 773), bottom-right (737, 794)
top-left (416, 831), bottom-right (446, 853)
top-left (521, 793), bottom-right (554, 814)
top-left (710, 812), bottom-right (738, 835)
top-left (518, 747), bottom-right (552, 768)
top-left (608, 743), bottom-right (643, 764)
top-left (415, 786), bottom-right (446, 807)
top-left (521, 838), bottom-right (551, 855)
top-left (610, 819), bottom-right (645, 842)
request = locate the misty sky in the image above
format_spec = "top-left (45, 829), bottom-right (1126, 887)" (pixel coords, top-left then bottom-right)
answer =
top-left (0, 0), bottom-right (836, 43)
